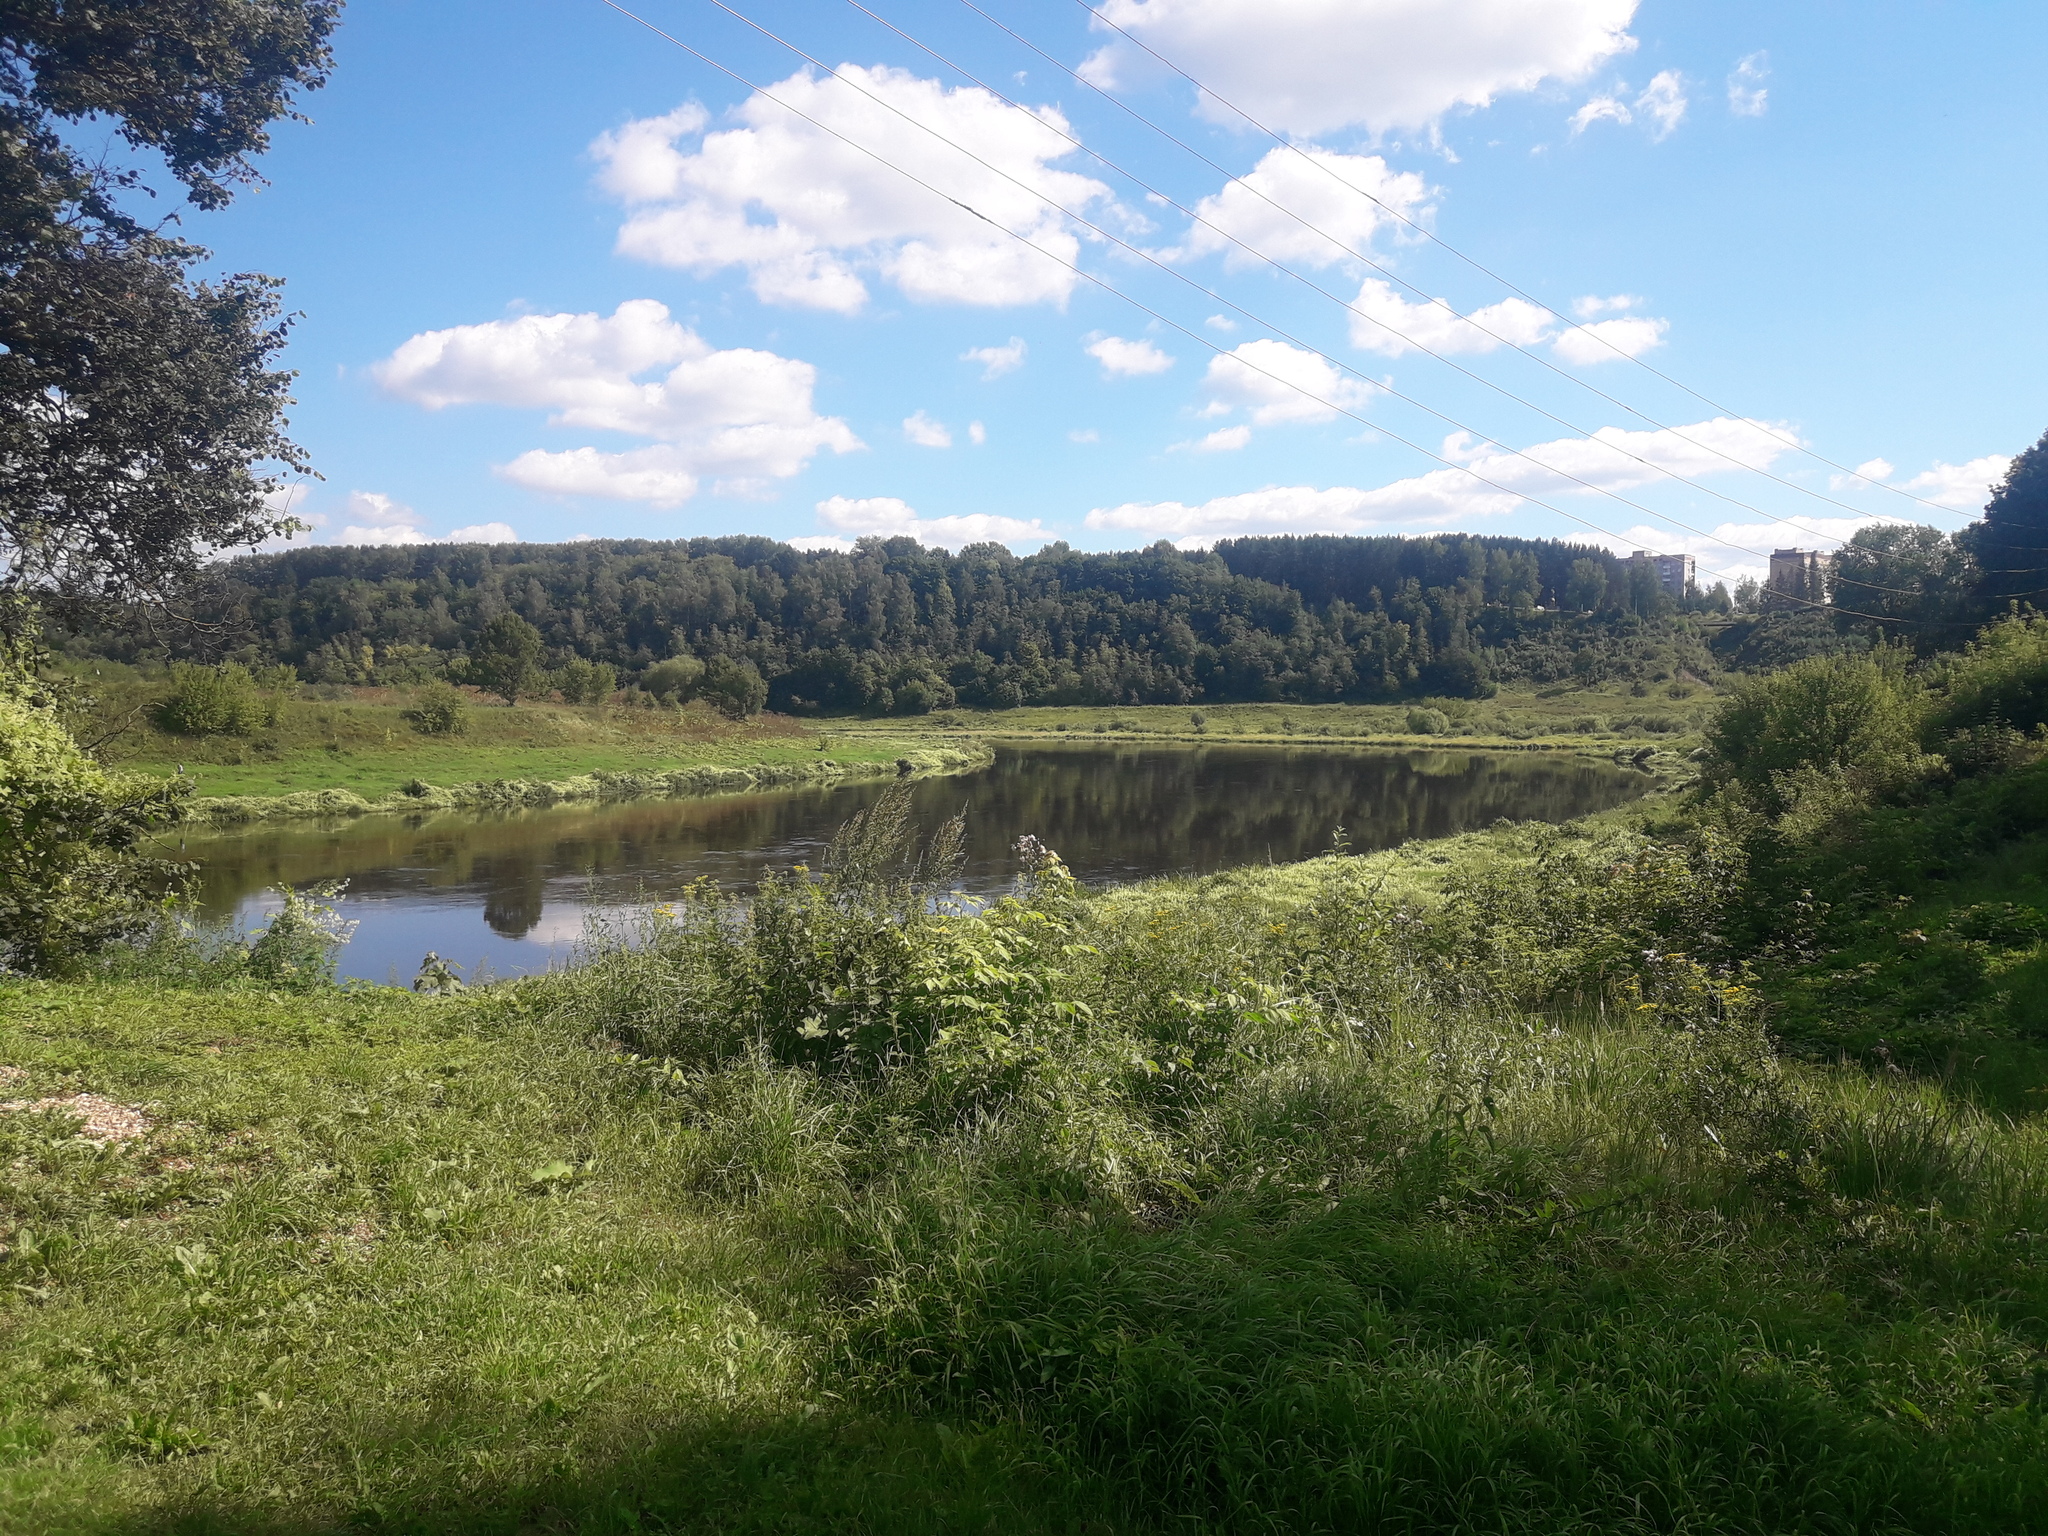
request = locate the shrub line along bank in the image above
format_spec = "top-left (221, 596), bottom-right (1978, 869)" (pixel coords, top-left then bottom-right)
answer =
top-left (185, 744), bottom-right (993, 826)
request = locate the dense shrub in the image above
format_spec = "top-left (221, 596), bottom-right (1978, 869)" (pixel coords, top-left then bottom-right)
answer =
top-left (156, 661), bottom-right (269, 735)
top-left (638, 655), bottom-right (704, 701)
top-left (0, 677), bottom-right (189, 973)
top-left (1702, 649), bottom-right (1928, 815)
top-left (700, 655), bottom-right (768, 718)
top-left (399, 680), bottom-right (468, 735)
top-left (1926, 611), bottom-right (2048, 740)
top-left (554, 656), bottom-right (617, 704)
top-left (1404, 706), bottom-right (1450, 735)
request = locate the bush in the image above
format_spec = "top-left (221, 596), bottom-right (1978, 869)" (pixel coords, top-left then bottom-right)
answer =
top-left (156, 662), bottom-right (268, 735)
top-left (1926, 612), bottom-right (2048, 740)
top-left (1702, 650), bottom-right (1928, 815)
top-left (400, 681), bottom-right (468, 735)
top-left (244, 881), bottom-right (357, 991)
top-left (639, 655), bottom-right (704, 702)
top-left (0, 684), bottom-right (189, 974)
top-left (554, 657), bottom-right (618, 705)
top-left (700, 656), bottom-right (768, 718)
top-left (1405, 706), bottom-right (1450, 735)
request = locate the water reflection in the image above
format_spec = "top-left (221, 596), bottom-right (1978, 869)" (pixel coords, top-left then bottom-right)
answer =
top-left (182, 744), bottom-right (1650, 984)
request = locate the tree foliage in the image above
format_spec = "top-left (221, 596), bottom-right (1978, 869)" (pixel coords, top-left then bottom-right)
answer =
top-left (115, 533), bottom-right (1733, 711)
top-left (1973, 427), bottom-right (2048, 605)
top-left (0, 0), bottom-right (338, 613)
top-left (0, 628), bottom-right (188, 972)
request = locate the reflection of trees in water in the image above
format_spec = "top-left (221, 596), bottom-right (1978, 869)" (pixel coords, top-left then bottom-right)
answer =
top-left (479, 855), bottom-right (547, 939)
top-left (185, 747), bottom-right (1649, 916)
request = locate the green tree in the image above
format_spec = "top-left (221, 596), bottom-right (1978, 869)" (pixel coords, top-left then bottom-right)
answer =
top-left (1565, 558), bottom-right (1607, 612)
top-left (1703, 651), bottom-right (1926, 816)
top-left (1829, 524), bottom-right (1979, 646)
top-left (468, 614), bottom-right (544, 704)
top-left (1, 1), bottom-right (339, 615)
top-left (1971, 426), bottom-right (2048, 606)
top-left (700, 656), bottom-right (768, 718)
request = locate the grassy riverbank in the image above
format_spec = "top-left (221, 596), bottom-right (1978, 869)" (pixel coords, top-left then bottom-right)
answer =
top-left (75, 666), bottom-right (1712, 810)
top-left (825, 683), bottom-right (1717, 751)
top-left (5, 728), bottom-right (2048, 1532)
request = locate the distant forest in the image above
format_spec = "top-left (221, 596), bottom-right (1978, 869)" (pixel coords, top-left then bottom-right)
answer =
top-left (65, 533), bottom-right (1762, 712)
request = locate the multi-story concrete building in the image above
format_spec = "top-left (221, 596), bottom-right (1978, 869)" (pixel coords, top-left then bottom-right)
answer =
top-left (1629, 550), bottom-right (1696, 598)
top-left (1764, 548), bottom-right (1826, 610)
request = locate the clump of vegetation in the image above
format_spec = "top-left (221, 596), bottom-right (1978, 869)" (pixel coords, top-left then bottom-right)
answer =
top-left (399, 680), bottom-right (468, 735)
top-left (0, 630), bottom-right (190, 974)
top-left (1405, 705), bottom-right (1450, 735)
top-left (155, 661), bottom-right (271, 736)
top-left (554, 655), bottom-right (617, 704)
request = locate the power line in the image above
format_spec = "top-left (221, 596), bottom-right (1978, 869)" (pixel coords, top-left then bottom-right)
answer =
top-left (594, 0), bottom-right (1973, 628)
top-left (1034, 0), bottom-right (1976, 522)
top-left (638, 0), bottom-right (1939, 598)
top-left (832, 0), bottom-right (1916, 561)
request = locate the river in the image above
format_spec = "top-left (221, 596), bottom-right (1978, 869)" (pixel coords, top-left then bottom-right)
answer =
top-left (177, 743), bottom-right (1654, 984)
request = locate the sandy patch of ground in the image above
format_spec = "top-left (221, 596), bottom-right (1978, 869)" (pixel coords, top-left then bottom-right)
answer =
top-left (0, 1091), bottom-right (151, 1142)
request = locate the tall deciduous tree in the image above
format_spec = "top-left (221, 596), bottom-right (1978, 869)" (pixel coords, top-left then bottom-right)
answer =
top-left (0, 0), bottom-right (340, 616)
top-left (1972, 428), bottom-right (2048, 606)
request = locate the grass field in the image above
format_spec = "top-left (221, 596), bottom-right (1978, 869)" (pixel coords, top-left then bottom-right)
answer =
top-left (5, 756), bottom-right (2048, 1532)
top-left (69, 666), bottom-right (1711, 809)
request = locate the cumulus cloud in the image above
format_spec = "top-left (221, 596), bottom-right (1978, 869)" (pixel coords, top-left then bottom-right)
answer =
top-left (813, 494), bottom-right (1048, 550)
top-left (1201, 338), bottom-right (1377, 426)
top-left (336, 491), bottom-right (431, 547)
top-left (962, 336), bottom-right (1028, 378)
top-left (1570, 70), bottom-right (1687, 139)
top-left (446, 522), bottom-right (519, 544)
top-left (1829, 456), bottom-right (1894, 493)
top-left (969, 420), bottom-right (987, 445)
top-left (1348, 278), bottom-right (1555, 356)
top-left (374, 300), bottom-right (859, 506)
top-left (1086, 334), bottom-right (1175, 377)
top-left (1181, 425), bottom-right (1251, 453)
top-left (1069, 427), bottom-right (1101, 443)
top-left (904, 410), bottom-right (953, 448)
top-left (1081, 0), bottom-right (1639, 138)
top-left (1086, 415), bottom-right (1798, 540)
top-left (1898, 455), bottom-right (2011, 512)
top-left (1162, 147), bottom-right (1432, 269)
top-left (1550, 313), bottom-right (1669, 364)
top-left (594, 67), bottom-right (1115, 312)
top-left (1727, 52), bottom-right (1769, 116)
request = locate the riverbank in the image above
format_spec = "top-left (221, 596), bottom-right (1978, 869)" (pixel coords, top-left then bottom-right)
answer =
top-left (184, 743), bottom-right (993, 826)
top-left (5, 763), bottom-right (2048, 1533)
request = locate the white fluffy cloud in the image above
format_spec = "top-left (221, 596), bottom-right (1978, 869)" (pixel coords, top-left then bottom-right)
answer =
top-left (595, 68), bottom-right (1115, 312)
top-left (1348, 278), bottom-right (1556, 356)
top-left (1898, 455), bottom-right (2010, 511)
top-left (962, 337), bottom-right (1028, 378)
top-left (1570, 70), bottom-right (1687, 140)
top-left (1348, 281), bottom-right (1667, 363)
top-left (374, 300), bottom-right (859, 506)
top-left (1087, 334), bottom-right (1175, 377)
top-left (446, 522), bottom-right (519, 544)
top-left (1083, 0), bottom-right (1639, 137)
top-left (1163, 147), bottom-right (1432, 268)
top-left (904, 411), bottom-right (953, 448)
top-left (810, 494), bottom-right (1047, 551)
top-left (1727, 52), bottom-right (1769, 117)
top-left (1087, 415), bottom-right (1797, 540)
top-left (1550, 313), bottom-right (1669, 364)
top-left (1201, 338), bottom-right (1378, 426)
top-left (337, 491), bottom-right (431, 547)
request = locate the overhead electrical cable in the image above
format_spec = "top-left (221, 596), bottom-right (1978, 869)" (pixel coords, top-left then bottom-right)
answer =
top-left (623, 0), bottom-right (1936, 596)
top-left (1065, 0), bottom-right (1976, 521)
top-left (593, 0), bottom-right (1977, 626)
top-left (835, 0), bottom-right (1915, 557)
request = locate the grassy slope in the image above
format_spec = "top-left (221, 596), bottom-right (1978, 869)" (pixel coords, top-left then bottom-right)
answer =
top-left (8, 771), bottom-right (2048, 1531)
top-left (74, 669), bottom-right (1712, 805)
top-left (83, 687), bottom-right (911, 803)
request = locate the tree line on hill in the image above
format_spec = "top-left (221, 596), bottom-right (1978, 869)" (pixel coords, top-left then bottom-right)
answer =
top-left (58, 533), bottom-right (1749, 713)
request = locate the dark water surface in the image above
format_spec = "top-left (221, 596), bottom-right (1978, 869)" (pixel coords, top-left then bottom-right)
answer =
top-left (181, 744), bottom-right (1652, 984)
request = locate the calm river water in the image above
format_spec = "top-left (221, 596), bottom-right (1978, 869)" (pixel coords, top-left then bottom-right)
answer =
top-left (179, 744), bottom-right (1652, 985)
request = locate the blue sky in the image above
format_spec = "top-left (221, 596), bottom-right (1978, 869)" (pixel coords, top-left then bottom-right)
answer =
top-left (187, 0), bottom-right (2047, 586)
